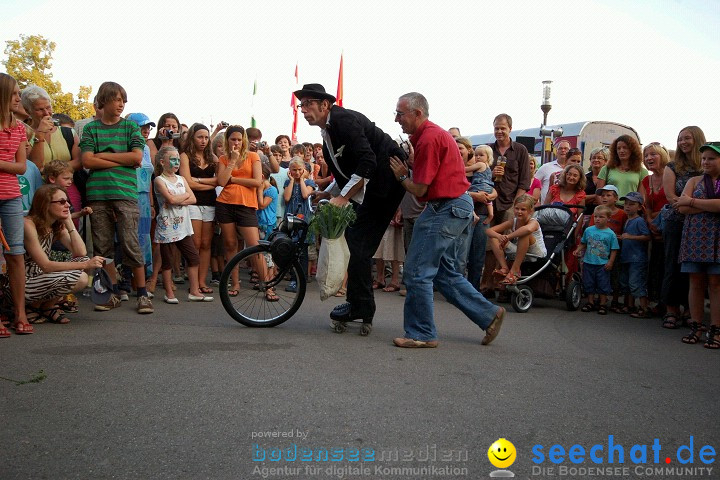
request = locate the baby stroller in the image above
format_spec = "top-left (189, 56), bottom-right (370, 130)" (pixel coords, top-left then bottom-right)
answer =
top-left (504, 204), bottom-right (585, 313)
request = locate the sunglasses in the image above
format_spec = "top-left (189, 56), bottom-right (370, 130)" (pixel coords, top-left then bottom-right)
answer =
top-left (50, 198), bottom-right (69, 205)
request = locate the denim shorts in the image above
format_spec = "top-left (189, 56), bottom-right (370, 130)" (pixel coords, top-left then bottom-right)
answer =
top-left (583, 262), bottom-right (612, 295)
top-left (0, 197), bottom-right (25, 255)
top-left (681, 261), bottom-right (720, 275)
top-left (620, 262), bottom-right (648, 297)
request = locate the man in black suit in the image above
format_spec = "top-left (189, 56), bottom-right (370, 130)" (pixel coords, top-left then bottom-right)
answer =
top-left (294, 83), bottom-right (407, 332)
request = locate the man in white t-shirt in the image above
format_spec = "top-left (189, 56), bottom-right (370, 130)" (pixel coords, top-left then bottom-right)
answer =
top-left (534, 139), bottom-right (570, 201)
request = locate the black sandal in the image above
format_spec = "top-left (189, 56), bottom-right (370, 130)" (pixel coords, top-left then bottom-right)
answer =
top-left (597, 306), bottom-right (608, 315)
top-left (609, 301), bottom-right (622, 313)
top-left (704, 325), bottom-right (720, 350)
top-left (581, 303), bottom-right (596, 312)
top-left (630, 308), bottom-right (651, 319)
top-left (662, 313), bottom-right (680, 329)
top-left (682, 321), bottom-right (705, 344)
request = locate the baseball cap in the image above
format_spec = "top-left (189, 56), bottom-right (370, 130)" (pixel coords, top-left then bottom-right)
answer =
top-left (91, 268), bottom-right (114, 305)
top-left (596, 184), bottom-right (619, 196)
top-left (620, 191), bottom-right (644, 204)
top-left (127, 113), bottom-right (156, 128)
top-left (699, 142), bottom-right (720, 156)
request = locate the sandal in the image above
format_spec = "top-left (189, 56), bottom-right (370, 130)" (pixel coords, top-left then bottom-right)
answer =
top-left (198, 286), bottom-right (214, 294)
top-left (492, 267), bottom-right (510, 277)
top-left (265, 289), bottom-right (279, 302)
top-left (597, 306), bottom-right (608, 315)
top-left (662, 313), bottom-right (680, 329)
top-left (382, 283), bottom-right (401, 292)
top-left (11, 322), bottom-right (34, 335)
top-left (42, 305), bottom-right (70, 324)
top-left (227, 289), bottom-right (239, 297)
top-left (250, 271), bottom-right (260, 284)
top-left (630, 308), bottom-right (651, 319)
top-left (500, 271), bottom-right (521, 285)
top-left (0, 325), bottom-right (10, 338)
top-left (581, 302), bottom-right (596, 313)
top-left (372, 281), bottom-right (385, 290)
top-left (704, 325), bottom-right (720, 350)
top-left (618, 305), bottom-right (635, 315)
top-left (682, 321), bottom-right (706, 345)
top-left (58, 295), bottom-right (79, 313)
top-left (334, 287), bottom-right (347, 297)
top-left (609, 302), bottom-right (623, 313)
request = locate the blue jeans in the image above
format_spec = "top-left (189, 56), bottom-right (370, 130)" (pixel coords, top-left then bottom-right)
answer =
top-left (403, 194), bottom-right (501, 341)
top-left (464, 215), bottom-right (488, 289)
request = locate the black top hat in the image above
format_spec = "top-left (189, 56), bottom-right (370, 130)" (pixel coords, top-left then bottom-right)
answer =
top-left (293, 83), bottom-right (336, 103)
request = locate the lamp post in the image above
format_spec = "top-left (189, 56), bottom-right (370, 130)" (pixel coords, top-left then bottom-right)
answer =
top-left (539, 80), bottom-right (554, 165)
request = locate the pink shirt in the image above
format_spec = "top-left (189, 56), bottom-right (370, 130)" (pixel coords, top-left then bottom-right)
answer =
top-left (410, 120), bottom-right (469, 201)
top-left (0, 121), bottom-right (26, 199)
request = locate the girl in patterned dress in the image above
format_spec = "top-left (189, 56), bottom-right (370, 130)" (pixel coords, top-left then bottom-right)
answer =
top-left (677, 143), bottom-right (720, 349)
top-left (23, 185), bottom-right (104, 323)
top-left (154, 146), bottom-right (211, 304)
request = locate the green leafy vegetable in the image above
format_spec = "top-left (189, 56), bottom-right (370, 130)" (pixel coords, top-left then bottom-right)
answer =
top-left (309, 203), bottom-right (357, 239)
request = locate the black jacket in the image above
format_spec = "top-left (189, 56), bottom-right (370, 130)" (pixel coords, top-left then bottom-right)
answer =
top-left (322, 105), bottom-right (407, 200)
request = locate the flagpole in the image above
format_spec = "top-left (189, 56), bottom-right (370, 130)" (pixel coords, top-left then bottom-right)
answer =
top-left (251, 78), bottom-right (257, 128)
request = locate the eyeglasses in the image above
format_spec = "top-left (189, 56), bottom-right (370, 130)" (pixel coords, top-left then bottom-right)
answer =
top-left (50, 198), bottom-right (69, 205)
top-left (394, 111), bottom-right (411, 118)
top-left (296, 99), bottom-right (321, 110)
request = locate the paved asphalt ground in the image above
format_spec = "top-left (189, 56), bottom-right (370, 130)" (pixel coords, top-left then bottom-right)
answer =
top-left (2, 281), bottom-right (719, 480)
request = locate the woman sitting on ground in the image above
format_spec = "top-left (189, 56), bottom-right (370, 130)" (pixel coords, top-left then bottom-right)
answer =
top-left (486, 194), bottom-right (547, 285)
top-left (24, 184), bottom-right (104, 323)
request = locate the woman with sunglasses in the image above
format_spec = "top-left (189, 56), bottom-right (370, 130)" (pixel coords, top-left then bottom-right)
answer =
top-left (23, 184), bottom-right (104, 324)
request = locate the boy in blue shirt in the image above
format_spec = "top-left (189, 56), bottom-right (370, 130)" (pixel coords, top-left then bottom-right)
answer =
top-left (576, 205), bottom-right (620, 315)
top-left (618, 192), bottom-right (651, 317)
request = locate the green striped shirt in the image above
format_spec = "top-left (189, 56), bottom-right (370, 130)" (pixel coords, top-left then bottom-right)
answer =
top-left (80, 119), bottom-right (145, 201)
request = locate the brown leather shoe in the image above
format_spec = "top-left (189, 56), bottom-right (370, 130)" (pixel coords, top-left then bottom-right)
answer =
top-left (393, 337), bottom-right (439, 348)
top-left (481, 307), bottom-right (505, 345)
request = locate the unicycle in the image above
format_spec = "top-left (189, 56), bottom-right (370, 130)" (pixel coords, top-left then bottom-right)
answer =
top-left (220, 214), bottom-right (309, 327)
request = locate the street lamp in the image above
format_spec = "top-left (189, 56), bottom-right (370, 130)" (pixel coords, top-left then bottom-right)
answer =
top-left (541, 80), bottom-right (552, 126)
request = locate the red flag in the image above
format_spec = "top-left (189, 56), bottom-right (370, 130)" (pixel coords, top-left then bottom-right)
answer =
top-left (336, 53), bottom-right (344, 107)
top-left (291, 62), bottom-right (299, 143)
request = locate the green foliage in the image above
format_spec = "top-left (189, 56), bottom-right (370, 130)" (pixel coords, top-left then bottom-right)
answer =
top-left (3, 34), bottom-right (93, 120)
top-left (309, 203), bottom-right (357, 239)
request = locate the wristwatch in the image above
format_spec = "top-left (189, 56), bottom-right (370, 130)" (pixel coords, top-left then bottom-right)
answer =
top-left (397, 175), bottom-right (407, 183)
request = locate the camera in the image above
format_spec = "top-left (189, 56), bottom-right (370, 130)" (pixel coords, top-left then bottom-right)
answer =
top-left (160, 128), bottom-right (181, 140)
top-left (52, 119), bottom-right (61, 127)
top-left (220, 121), bottom-right (229, 128)
top-left (257, 141), bottom-right (267, 149)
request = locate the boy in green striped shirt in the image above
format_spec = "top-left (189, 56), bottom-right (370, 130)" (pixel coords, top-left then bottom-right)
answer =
top-left (80, 81), bottom-right (153, 314)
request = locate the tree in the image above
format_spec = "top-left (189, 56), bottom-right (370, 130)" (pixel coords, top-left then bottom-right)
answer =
top-left (3, 34), bottom-right (93, 120)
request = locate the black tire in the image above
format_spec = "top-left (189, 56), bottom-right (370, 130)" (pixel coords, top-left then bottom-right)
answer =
top-left (565, 280), bottom-right (582, 311)
top-left (510, 285), bottom-right (533, 313)
top-left (220, 245), bottom-right (306, 327)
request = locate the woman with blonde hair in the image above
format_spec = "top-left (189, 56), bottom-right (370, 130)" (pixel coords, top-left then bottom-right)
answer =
top-left (215, 126), bottom-right (276, 300)
top-left (0, 73), bottom-right (31, 335)
top-left (660, 126), bottom-right (706, 328)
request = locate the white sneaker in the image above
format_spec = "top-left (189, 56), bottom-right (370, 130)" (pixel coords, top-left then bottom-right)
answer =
top-left (188, 294), bottom-right (214, 302)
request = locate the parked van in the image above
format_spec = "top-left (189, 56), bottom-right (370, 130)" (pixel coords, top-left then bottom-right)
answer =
top-left (469, 121), bottom-right (641, 168)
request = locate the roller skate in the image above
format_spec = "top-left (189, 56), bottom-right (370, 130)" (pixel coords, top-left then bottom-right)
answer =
top-left (330, 303), bottom-right (373, 336)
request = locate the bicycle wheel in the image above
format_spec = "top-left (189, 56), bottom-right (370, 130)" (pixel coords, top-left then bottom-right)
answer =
top-left (219, 244), bottom-right (306, 327)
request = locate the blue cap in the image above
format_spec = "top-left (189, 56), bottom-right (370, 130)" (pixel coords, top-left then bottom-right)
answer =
top-left (596, 184), bottom-right (619, 196)
top-left (620, 191), bottom-right (644, 204)
top-left (126, 113), bottom-right (155, 127)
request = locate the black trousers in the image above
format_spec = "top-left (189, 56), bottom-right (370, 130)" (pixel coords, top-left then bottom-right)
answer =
top-left (344, 185), bottom-right (406, 320)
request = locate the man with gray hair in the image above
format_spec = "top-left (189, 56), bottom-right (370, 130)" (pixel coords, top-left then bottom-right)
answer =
top-left (388, 92), bottom-right (505, 348)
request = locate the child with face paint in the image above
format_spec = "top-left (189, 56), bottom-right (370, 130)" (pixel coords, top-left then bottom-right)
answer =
top-left (153, 146), bottom-right (212, 303)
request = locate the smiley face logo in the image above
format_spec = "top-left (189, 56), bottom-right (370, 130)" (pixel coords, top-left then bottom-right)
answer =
top-left (488, 438), bottom-right (516, 469)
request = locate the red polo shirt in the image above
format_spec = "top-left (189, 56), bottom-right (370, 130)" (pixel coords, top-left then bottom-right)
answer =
top-left (410, 120), bottom-right (469, 201)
